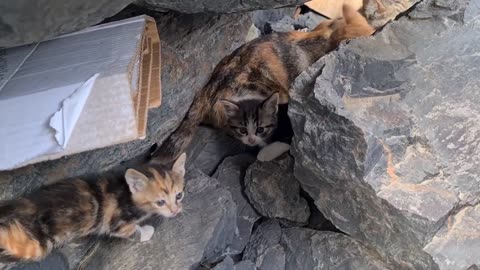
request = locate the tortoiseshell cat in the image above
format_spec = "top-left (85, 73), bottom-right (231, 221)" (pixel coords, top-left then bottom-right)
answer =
top-left (155, 5), bottom-right (374, 163)
top-left (0, 153), bottom-right (186, 262)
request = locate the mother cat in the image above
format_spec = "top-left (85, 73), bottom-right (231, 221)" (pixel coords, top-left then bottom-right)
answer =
top-left (156, 5), bottom-right (374, 163)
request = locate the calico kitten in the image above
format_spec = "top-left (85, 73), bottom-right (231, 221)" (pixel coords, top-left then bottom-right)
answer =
top-left (155, 5), bottom-right (374, 163)
top-left (0, 153), bottom-right (187, 262)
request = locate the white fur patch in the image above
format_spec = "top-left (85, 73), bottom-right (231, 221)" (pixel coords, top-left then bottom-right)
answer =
top-left (138, 225), bottom-right (155, 242)
top-left (257, 142), bottom-right (290, 162)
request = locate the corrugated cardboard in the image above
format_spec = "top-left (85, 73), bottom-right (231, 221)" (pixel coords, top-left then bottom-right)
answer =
top-left (295, 0), bottom-right (363, 19)
top-left (0, 15), bottom-right (161, 171)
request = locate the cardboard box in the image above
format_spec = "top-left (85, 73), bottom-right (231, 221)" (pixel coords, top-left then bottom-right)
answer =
top-left (295, 0), bottom-right (363, 19)
top-left (0, 15), bottom-right (161, 171)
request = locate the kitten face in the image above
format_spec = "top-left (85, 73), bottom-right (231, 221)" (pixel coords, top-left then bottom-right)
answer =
top-left (220, 93), bottom-right (279, 147)
top-left (125, 153), bottom-right (186, 218)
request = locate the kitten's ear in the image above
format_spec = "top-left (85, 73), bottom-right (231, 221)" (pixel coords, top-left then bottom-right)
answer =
top-left (262, 92), bottom-right (279, 114)
top-left (172, 153), bottom-right (187, 177)
top-left (125, 169), bottom-right (149, 193)
top-left (218, 99), bottom-right (239, 116)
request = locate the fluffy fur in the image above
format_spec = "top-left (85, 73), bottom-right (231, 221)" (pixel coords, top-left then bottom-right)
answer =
top-left (155, 5), bottom-right (374, 163)
top-left (0, 154), bottom-right (187, 262)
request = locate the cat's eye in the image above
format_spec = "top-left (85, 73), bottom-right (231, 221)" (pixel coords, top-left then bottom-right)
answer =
top-left (256, 127), bottom-right (265, 134)
top-left (156, 200), bottom-right (166, 206)
top-left (176, 192), bottom-right (184, 200)
top-left (239, 128), bottom-right (247, 135)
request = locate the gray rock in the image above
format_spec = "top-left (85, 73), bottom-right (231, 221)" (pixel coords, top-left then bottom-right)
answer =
top-left (244, 220), bottom-right (392, 270)
top-left (139, 0), bottom-right (305, 14)
top-left (0, 0), bottom-right (132, 48)
top-left (244, 155), bottom-right (310, 224)
top-left (243, 220), bottom-right (285, 270)
top-left (289, 0), bottom-right (479, 269)
top-left (213, 257), bottom-right (234, 270)
top-left (7, 253), bottom-right (69, 270)
top-left (80, 172), bottom-right (237, 269)
top-left (186, 127), bottom-right (246, 176)
top-left (269, 16), bottom-right (295, 33)
top-left (295, 11), bottom-right (327, 30)
top-left (212, 257), bottom-right (257, 270)
top-left (0, 11), bottom-right (253, 200)
top-left (281, 228), bottom-right (392, 270)
top-left (212, 154), bottom-right (260, 256)
top-left (234, 260), bottom-right (256, 270)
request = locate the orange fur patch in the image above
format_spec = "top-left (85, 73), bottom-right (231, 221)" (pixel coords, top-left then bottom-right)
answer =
top-left (0, 222), bottom-right (46, 260)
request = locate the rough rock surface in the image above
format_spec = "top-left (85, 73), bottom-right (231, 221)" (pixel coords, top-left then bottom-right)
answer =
top-left (0, 0), bottom-right (132, 48)
top-left (244, 220), bottom-right (392, 270)
top-left (213, 257), bottom-right (256, 270)
top-left (289, 0), bottom-right (479, 269)
top-left (0, 0), bottom-right (305, 47)
top-left (244, 155), bottom-right (310, 224)
top-left (243, 220), bottom-right (285, 270)
top-left (0, 10), bottom-right (253, 200)
top-left (186, 127), bottom-right (246, 176)
top-left (212, 154), bottom-right (260, 256)
top-left (139, 0), bottom-right (305, 14)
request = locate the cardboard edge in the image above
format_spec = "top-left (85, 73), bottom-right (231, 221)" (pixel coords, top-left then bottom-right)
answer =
top-left (145, 17), bottom-right (161, 109)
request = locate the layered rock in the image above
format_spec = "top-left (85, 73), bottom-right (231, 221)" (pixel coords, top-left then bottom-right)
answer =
top-left (289, 0), bottom-right (480, 269)
top-left (244, 155), bottom-right (310, 224)
top-left (243, 219), bottom-right (392, 270)
top-left (139, 0), bottom-right (305, 14)
top-left (0, 0), bottom-right (305, 48)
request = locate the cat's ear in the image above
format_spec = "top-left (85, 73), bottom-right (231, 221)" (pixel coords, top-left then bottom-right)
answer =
top-left (125, 169), bottom-right (149, 193)
top-left (172, 153), bottom-right (187, 178)
top-left (261, 92), bottom-right (279, 114)
top-left (218, 99), bottom-right (239, 116)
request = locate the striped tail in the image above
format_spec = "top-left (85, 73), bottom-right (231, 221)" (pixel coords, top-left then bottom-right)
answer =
top-left (0, 221), bottom-right (48, 261)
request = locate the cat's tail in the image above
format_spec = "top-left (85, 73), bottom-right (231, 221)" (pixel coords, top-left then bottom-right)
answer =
top-left (321, 4), bottom-right (375, 47)
top-left (152, 90), bottom-right (212, 164)
top-left (0, 221), bottom-right (48, 262)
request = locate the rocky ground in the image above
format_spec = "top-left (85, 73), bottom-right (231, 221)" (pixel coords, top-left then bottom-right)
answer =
top-left (1, 0), bottom-right (479, 269)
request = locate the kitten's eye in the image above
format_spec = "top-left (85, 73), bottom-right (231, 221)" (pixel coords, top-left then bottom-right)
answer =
top-left (256, 127), bottom-right (265, 134)
top-left (239, 128), bottom-right (247, 135)
top-left (176, 192), bottom-right (184, 201)
top-left (156, 200), bottom-right (166, 206)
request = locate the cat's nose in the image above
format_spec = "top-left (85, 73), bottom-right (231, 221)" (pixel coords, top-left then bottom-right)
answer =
top-left (171, 207), bottom-right (181, 216)
top-left (248, 137), bottom-right (256, 144)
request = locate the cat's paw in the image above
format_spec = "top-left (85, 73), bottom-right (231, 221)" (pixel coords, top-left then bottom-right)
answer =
top-left (139, 225), bottom-right (155, 242)
top-left (257, 142), bottom-right (290, 162)
top-left (297, 28), bottom-right (310, 32)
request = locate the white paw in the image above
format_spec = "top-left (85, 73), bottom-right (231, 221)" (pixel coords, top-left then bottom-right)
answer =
top-left (257, 142), bottom-right (290, 162)
top-left (139, 225), bottom-right (155, 242)
top-left (297, 28), bottom-right (310, 32)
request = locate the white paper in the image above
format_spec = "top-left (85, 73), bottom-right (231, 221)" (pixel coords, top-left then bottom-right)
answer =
top-left (50, 73), bottom-right (98, 148)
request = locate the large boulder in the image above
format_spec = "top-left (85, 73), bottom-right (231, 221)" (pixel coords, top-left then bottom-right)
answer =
top-left (243, 220), bottom-right (393, 270)
top-left (0, 0), bottom-right (304, 48)
top-left (0, 0), bottom-right (132, 48)
top-left (139, 0), bottom-right (305, 14)
top-left (289, 0), bottom-right (479, 269)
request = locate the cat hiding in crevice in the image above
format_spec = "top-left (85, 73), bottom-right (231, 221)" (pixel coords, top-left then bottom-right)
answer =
top-left (155, 5), bottom-right (375, 163)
